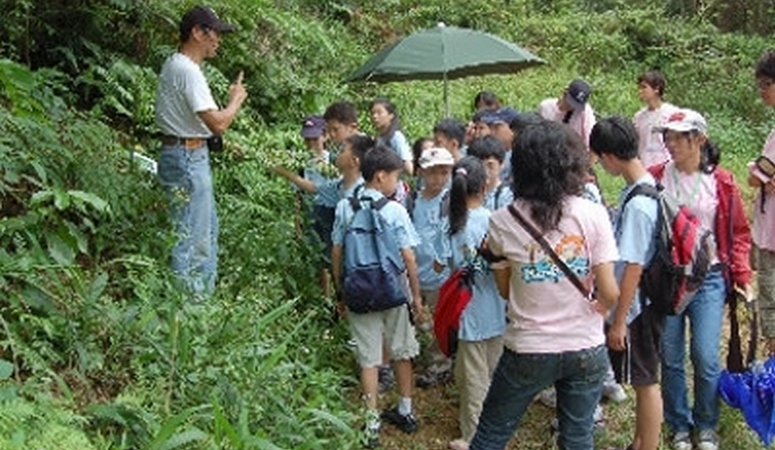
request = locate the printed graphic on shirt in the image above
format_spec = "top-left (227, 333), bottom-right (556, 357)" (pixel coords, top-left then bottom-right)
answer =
top-left (521, 234), bottom-right (589, 283)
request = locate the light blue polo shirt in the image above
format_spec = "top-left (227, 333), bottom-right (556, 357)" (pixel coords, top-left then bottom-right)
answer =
top-left (438, 206), bottom-right (507, 341)
top-left (377, 130), bottom-right (413, 162)
top-left (412, 189), bottom-right (450, 290)
top-left (315, 176), bottom-right (364, 208)
top-left (332, 187), bottom-right (420, 266)
top-left (484, 182), bottom-right (514, 211)
top-left (610, 174), bottom-right (659, 324)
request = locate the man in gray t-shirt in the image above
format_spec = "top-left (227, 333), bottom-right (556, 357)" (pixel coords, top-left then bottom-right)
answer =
top-left (155, 6), bottom-right (247, 296)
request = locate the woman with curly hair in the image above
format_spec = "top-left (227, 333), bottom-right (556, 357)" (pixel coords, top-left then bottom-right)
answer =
top-left (469, 121), bottom-right (620, 450)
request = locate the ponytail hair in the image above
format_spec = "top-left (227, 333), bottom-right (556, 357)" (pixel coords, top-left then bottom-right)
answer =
top-left (449, 156), bottom-right (487, 236)
top-left (700, 138), bottom-right (721, 173)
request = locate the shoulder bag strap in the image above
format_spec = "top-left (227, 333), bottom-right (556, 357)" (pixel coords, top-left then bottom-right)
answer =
top-left (506, 204), bottom-right (592, 300)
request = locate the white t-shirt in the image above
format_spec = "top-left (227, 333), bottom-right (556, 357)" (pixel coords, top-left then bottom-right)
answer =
top-left (155, 53), bottom-right (218, 138)
top-left (538, 98), bottom-right (596, 147)
top-left (633, 102), bottom-right (679, 169)
top-left (488, 196), bottom-right (619, 353)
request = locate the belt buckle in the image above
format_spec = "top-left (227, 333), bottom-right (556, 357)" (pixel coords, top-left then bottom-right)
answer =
top-left (185, 138), bottom-right (202, 150)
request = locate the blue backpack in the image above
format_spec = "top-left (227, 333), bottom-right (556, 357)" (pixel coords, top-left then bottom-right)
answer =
top-left (342, 194), bottom-right (408, 313)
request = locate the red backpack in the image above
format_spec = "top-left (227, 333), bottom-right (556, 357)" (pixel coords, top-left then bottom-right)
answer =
top-left (622, 184), bottom-right (714, 315)
top-left (433, 267), bottom-right (474, 357)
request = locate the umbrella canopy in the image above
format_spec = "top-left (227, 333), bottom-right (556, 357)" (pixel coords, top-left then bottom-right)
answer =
top-left (344, 23), bottom-right (545, 114)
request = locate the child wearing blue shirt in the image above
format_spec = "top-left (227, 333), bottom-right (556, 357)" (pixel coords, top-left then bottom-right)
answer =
top-left (590, 116), bottom-right (662, 450)
top-left (331, 145), bottom-right (423, 448)
top-left (466, 136), bottom-right (514, 211)
top-left (438, 157), bottom-right (507, 450)
top-left (409, 147), bottom-right (455, 388)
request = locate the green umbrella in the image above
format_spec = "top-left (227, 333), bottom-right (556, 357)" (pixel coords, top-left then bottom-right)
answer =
top-left (344, 23), bottom-right (546, 115)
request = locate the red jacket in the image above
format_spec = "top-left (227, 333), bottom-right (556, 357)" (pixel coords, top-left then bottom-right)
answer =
top-left (650, 163), bottom-right (752, 287)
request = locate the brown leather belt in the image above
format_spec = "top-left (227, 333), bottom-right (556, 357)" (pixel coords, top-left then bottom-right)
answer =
top-left (161, 135), bottom-right (206, 150)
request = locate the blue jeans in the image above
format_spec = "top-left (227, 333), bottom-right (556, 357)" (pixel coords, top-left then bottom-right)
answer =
top-left (157, 144), bottom-right (218, 295)
top-left (661, 270), bottom-right (726, 433)
top-left (469, 344), bottom-right (608, 450)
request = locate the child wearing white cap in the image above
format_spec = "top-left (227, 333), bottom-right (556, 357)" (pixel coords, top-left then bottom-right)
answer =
top-left (409, 147), bottom-right (456, 389)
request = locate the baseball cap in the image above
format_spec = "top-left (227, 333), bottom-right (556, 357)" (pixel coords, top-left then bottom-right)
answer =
top-left (653, 109), bottom-right (708, 134)
top-left (180, 6), bottom-right (235, 36)
top-left (419, 147), bottom-right (455, 169)
top-left (481, 107), bottom-right (519, 125)
top-left (300, 115), bottom-right (326, 139)
top-left (564, 79), bottom-right (591, 110)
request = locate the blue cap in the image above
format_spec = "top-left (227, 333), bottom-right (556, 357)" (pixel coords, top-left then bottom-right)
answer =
top-left (481, 107), bottom-right (519, 125)
top-left (300, 115), bottom-right (326, 138)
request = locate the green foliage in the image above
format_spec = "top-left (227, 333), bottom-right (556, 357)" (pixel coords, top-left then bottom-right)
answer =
top-left (0, 393), bottom-right (96, 450)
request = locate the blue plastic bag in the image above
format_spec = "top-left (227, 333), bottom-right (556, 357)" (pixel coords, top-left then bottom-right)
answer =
top-left (720, 356), bottom-right (775, 446)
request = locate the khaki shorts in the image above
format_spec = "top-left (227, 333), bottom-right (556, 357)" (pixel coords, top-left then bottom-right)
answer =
top-left (347, 303), bottom-right (420, 368)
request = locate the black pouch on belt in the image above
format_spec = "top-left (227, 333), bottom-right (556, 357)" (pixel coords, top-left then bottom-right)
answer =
top-left (207, 135), bottom-right (223, 152)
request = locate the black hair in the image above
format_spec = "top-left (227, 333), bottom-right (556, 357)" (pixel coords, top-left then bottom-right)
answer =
top-left (509, 112), bottom-right (544, 135)
top-left (323, 101), bottom-right (358, 125)
top-left (755, 50), bottom-right (775, 80)
top-left (412, 137), bottom-right (433, 170)
top-left (471, 109), bottom-right (488, 123)
top-left (699, 135), bottom-right (721, 174)
top-left (467, 135), bottom-right (506, 164)
top-left (345, 134), bottom-right (375, 162)
top-left (433, 118), bottom-right (466, 148)
top-left (370, 97), bottom-right (401, 142)
top-left (511, 121), bottom-right (588, 231)
top-left (589, 116), bottom-right (639, 160)
top-left (449, 156), bottom-right (487, 236)
top-left (473, 90), bottom-right (500, 111)
top-left (637, 71), bottom-right (667, 98)
top-left (361, 144), bottom-right (404, 182)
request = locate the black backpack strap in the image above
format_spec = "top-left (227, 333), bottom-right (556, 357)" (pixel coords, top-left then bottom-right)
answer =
top-left (494, 183), bottom-right (506, 208)
top-left (622, 183), bottom-right (659, 207)
top-left (349, 184), bottom-right (364, 211)
top-left (507, 204), bottom-right (591, 300)
top-left (405, 190), bottom-right (418, 219)
top-left (440, 190), bottom-right (451, 218)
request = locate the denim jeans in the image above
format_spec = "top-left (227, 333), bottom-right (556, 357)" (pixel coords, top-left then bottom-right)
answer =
top-left (157, 144), bottom-right (218, 295)
top-left (469, 344), bottom-right (608, 450)
top-left (661, 270), bottom-right (726, 433)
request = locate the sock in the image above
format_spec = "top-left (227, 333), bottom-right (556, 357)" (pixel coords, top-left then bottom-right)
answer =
top-left (398, 397), bottom-right (412, 416)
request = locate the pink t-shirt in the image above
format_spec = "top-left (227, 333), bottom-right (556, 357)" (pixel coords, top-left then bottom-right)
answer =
top-left (633, 102), bottom-right (679, 169)
top-left (488, 197), bottom-right (619, 353)
top-left (660, 161), bottom-right (718, 232)
top-left (753, 131), bottom-right (775, 251)
top-left (538, 98), bottom-right (596, 147)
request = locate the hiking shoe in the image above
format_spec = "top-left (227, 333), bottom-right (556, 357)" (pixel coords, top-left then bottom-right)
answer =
top-left (415, 369), bottom-right (451, 388)
top-left (377, 366), bottom-right (395, 394)
top-left (602, 382), bottom-right (627, 403)
top-left (360, 426), bottom-right (380, 449)
top-left (670, 431), bottom-right (692, 450)
top-left (697, 429), bottom-right (719, 450)
top-left (536, 387), bottom-right (557, 408)
top-left (380, 407), bottom-right (419, 434)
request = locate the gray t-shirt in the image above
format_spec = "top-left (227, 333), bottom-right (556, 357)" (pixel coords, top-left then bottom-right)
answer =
top-left (155, 53), bottom-right (217, 137)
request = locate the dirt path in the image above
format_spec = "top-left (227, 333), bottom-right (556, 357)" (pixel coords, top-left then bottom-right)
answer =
top-left (379, 381), bottom-right (579, 450)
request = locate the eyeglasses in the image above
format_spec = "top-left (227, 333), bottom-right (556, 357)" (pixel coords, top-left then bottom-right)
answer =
top-left (757, 79), bottom-right (775, 90)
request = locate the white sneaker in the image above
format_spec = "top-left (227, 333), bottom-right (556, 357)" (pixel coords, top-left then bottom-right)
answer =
top-left (602, 382), bottom-right (627, 403)
top-left (671, 431), bottom-right (692, 450)
top-left (697, 429), bottom-right (719, 450)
